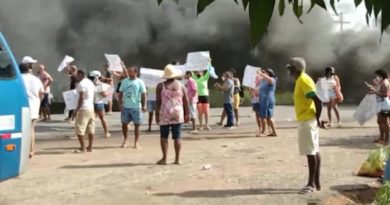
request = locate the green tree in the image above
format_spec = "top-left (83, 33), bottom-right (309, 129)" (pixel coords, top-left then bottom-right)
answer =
top-left (158, 0), bottom-right (390, 46)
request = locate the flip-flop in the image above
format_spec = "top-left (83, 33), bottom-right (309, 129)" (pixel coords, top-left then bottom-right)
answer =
top-left (267, 133), bottom-right (278, 137)
top-left (298, 186), bottom-right (315, 194)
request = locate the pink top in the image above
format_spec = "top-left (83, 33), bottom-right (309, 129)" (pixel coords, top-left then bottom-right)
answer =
top-left (159, 80), bottom-right (185, 125)
top-left (185, 78), bottom-right (198, 103)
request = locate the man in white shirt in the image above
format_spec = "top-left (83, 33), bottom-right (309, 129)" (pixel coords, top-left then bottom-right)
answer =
top-left (20, 63), bottom-right (44, 158)
top-left (72, 69), bottom-right (96, 152)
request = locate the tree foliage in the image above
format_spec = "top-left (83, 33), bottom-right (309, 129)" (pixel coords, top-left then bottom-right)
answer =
top-left (157, 0), bottom-right (390, 46)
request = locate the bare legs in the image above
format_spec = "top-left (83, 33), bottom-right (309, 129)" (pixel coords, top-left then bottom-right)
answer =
top-left (30, 119), bottom-right (37, 158)
top-left (266, 118), bottom-right (277, 136)
top-left (306, 153), bottom-right (321, 190)
top-left (107, 100), bottom-right (113, 113)
top-left (96, 111), bottom-right (110, 137)
top-left (174, 139), bottom-right (181, 164)
top-left (158, 138), bottom-right (168, 165)
top-left (376, 114), bottom-right (389, 144)
top-left (76, 133), bottom-right (94, 152)
top-left (41, 107), bottom-right (51, 121)
top-left (327, 100), bottom-right (340, 125)
top-left (148, 112), bottom-right (154, 132)
top-left (121, 123), bottom-right (141, 148)
top-left (234, 108), bottom-right (239, 126)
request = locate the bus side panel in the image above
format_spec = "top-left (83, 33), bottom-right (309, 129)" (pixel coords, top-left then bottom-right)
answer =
top-left (19, 107), bottom-right (31, 174)
top-left (0, 138), bottom-right (21, 181)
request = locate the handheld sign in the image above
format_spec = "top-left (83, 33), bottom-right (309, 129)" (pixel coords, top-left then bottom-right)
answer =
top-left (242, 65), bottom-right (259, 89)
top-left (316, 77), bottom-right (329, 103)
top-left (140, 68), bottom-right (164, 88)
top-left (172, 65), bottom-right (186, 76)
top-left (185, 51), bottom-right (211, 71)
top-left (354, 94), bottom-right (377, 125)
top-left (57, 55), bottom-right (74, 72)
top-left (62, 89), bottom-right (78, 110)
top-left (104, 54), bottom-right (122, 72)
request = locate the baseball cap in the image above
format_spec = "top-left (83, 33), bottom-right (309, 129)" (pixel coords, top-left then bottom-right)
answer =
top-left (286, 57), bottom-right (306, 72)
top-left (21, 56), bottom-right (38, 64)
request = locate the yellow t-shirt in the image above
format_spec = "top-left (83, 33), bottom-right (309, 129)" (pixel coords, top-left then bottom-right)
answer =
top-left (294, 72), bottom-right (317, 122)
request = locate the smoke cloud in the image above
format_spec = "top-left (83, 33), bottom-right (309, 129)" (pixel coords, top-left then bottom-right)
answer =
top-left (0, 0), bottom-right (389, 102)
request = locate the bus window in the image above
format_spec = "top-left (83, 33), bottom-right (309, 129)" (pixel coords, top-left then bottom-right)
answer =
top-left (0, 44), bottom-right (16, 80)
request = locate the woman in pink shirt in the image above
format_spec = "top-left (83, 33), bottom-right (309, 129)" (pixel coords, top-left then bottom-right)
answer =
top-left (156, 65), bottom-right (189, 165)
top-left (184, 71), bottom-right (198, 134)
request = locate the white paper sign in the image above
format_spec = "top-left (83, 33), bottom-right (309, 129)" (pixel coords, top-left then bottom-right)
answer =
top-left (354, 94), bottom-right (378, 126)
top-left (62, 89), bottom-right (78, 110)
top-left (242, 65), bottom-right (260, 89)
top-left (140, 68), bottom-right (164, 87)
top-left (316, 78), bottom-right (329, 103)
top-left (172, 65), bottom-right (186, 76)
top-left (57, 55), bottom-right (74, 72)
top-left (0, 115), bottom-right (15, 131)
top-left (104, 54), bottom-right (122, 72)
top-left (185, 51), bottom-right (211, 71)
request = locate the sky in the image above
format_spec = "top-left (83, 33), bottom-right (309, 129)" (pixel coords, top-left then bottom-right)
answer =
top-left (328, 0), bottom-right (377, 32)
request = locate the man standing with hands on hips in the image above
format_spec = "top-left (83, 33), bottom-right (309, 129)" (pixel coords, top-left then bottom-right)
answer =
top-left (287, 57), bottom-right (323, 194)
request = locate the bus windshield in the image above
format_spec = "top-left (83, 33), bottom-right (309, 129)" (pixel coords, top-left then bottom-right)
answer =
top-left (0, 43), bottom-right (16, 80)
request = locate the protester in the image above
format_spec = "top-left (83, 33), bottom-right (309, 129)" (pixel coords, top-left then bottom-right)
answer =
top-left (146, 87), bottom-right (157, 132)
top-left (184, 71), bottom-right (198, 134)
top-left (193, 66), bottom-right (217, 130)
top-left (250, 74), bottom-right (262, 135)
top-left (72, 69), bottom-right (96, 152)
top-left (218, 69), bottom-right (241, 126)
top-left (21, 56), bottom-right (38, 70)
top-left (88, 71), bottom-right (111, 138)
top-left (367, 69), bottom-right (390, 145)
top-left (118, 66), bottom-right (147, 149)
top-left (156, 64), bottom-right (189, 165)
top-left (100, 64), bottom-right (114, 114)
top-left (37, 64), bottom-right (53, 122)
top-left (257, 69), bottom-right (277, 137)
top-left (64, 65), bottom-right (78, 122)
top-left (287, 57), bottom-right (323, 194)
top-left (20, 63), bottom-right (44, 158)
top-left (324, 67), bottom-right (342, 127)
top-left (214, 72), bottom-right (234, 128)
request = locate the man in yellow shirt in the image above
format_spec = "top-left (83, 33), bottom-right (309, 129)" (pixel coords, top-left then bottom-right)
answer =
top-left (287, 57), bottom-right (323, 194)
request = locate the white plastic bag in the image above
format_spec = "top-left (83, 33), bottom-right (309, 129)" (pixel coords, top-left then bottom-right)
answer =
top-left (354, 94), bottom-right (377, 125)
top-left (316, 78), bottom-right (329, 103)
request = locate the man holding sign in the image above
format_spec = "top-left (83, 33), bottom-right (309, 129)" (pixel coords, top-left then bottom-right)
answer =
top-left (118, 65), bottom-right (147, 149)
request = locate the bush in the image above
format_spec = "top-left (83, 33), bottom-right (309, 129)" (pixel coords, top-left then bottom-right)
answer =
top-left (376, 182), bottom-right (390, 205)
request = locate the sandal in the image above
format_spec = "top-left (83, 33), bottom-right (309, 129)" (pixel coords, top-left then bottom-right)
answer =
top-left (73, 148), bottom-right (86, 153)
top-left (267, 133), bottom-right (278, 137)
top-left (298, 186), bottom-right (315, 194)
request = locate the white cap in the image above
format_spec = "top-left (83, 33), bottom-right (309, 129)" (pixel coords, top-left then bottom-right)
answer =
top-left (21, 56), bottom-right (38, 64)
top-left (89, 70), bottom-right (102, 78)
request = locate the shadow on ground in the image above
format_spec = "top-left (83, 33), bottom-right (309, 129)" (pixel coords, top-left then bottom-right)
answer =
top-left (153, 188), bottom-right (298, 198)
top-left (61, 163), bottom-right (155, 169)
top-left (321, 135), bottom-right (378, 150)
top-left (329, 184), bottom-right (378, 204)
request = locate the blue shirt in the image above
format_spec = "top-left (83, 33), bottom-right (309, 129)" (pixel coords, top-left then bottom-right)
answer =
top-left (119, 78), bottom-right (146, 109)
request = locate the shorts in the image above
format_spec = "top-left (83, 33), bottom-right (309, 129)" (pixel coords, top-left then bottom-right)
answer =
top-left (298, 118), bottom-right (319, 156)
top-left (121, 108), bottom-right (143, 125)
top-left (252, 103), bottom-right (260, 113)
top-left (233, 93), bottom-right (240, 109)
top-left (41, 93), bottom-right (50, 108)
top-left (189, 103), bottom-right (197, 119)
top-left (328, 90), bottom-right (336, 100)
top-left (160, 124), bottom-right (182, 140)
top-left (75, 109), bottom-right (95, 136)
top-left (198, 96), bottom-right (209, 104)
top-left (147, 100), bottom-right (156, 113)
top-left (94, 103), bottom-right (105, 112)
top-left (259, 99), bottom-right (275, 118)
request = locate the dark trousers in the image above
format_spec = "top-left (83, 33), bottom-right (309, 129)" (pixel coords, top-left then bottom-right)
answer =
top-left (224, 103), bottom-right (234, 127)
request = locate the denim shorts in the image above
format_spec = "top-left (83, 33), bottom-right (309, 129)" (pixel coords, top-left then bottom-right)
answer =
top-left (121, 108), bottom-right (143, 125)
top-left (160, 124), bottom-right (182, 140)
top-left (147, 100), bottom-right (156, 113)
top-left (94, 103), bottom-right (105, 112)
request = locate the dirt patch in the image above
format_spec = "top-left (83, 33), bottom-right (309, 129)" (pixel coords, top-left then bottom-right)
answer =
top-left (323, 184), bottom-right (378, 205)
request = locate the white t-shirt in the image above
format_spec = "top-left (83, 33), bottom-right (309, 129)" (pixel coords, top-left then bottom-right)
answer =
top-left (147, 87), bottom-right (156, 101)
top-left (22, 73), bottom-right (44, 120)
top-left (76, 78), bottom-right (95, 110)
top-left (94, 82), bottom-right (111, 104)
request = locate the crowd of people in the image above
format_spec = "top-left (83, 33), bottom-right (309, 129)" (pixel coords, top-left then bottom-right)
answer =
top-left (22, 53), bottom-right (390, 194)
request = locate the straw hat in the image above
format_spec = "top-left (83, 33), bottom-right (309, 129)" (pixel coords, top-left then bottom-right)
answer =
top-left (161, 64), bottom-right (183, 79)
